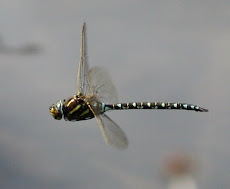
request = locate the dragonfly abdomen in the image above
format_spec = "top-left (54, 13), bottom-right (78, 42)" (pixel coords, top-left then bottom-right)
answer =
top-left (103, 102), bottom-right (208, 112)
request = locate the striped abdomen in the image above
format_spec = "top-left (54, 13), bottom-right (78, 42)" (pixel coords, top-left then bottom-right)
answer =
top-left (102, 102), bottom-right (208, 112)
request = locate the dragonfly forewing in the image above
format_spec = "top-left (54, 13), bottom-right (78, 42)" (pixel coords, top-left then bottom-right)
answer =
top-left (77, 22), bottom-right (90, 95)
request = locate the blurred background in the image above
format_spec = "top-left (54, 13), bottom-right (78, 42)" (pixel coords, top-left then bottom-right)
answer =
top-left (0, 0), bottom-right (229, 188)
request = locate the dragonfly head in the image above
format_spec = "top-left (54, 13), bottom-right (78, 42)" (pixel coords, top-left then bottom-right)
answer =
top-left (49, 100), bottom-right (64, 120)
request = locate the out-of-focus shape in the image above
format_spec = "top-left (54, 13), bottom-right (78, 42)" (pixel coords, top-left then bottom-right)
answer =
top-left (0, 37), bottom-right (42, 55)
top-left (161, 153), bottom-right (198, 189)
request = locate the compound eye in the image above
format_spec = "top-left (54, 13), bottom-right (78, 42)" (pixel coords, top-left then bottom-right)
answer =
top-left (57, 103), bottom-right (61, 108)
top-left (49, 104), bottom-right (63, 120)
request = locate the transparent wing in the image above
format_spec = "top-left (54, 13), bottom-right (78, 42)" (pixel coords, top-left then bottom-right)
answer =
top-left (77, 22), bottom-right (90, 95)
top-left (77, 24), bottom-right (126, 149)
top-left (86, 104), bottom-right (128, 149)
top-left (94, 113), bottom-right (128, 150)
top-left (87, 66), bottom-right (118, 104)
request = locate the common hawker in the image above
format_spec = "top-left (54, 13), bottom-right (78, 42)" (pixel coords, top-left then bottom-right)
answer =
top-left (49, 23), bottom-right (208, 149)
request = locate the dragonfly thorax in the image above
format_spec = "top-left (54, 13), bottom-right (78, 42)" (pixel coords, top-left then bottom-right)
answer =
top-left (62, 95), bottom-right (95, 121)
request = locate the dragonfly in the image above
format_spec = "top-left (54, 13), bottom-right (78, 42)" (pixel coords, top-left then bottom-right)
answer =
top-left (49, 23), bottom-right (208, 149)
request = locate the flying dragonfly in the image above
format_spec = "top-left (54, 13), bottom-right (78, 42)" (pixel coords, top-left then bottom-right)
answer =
top-left (49, 23), bottom-right (208, 149)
